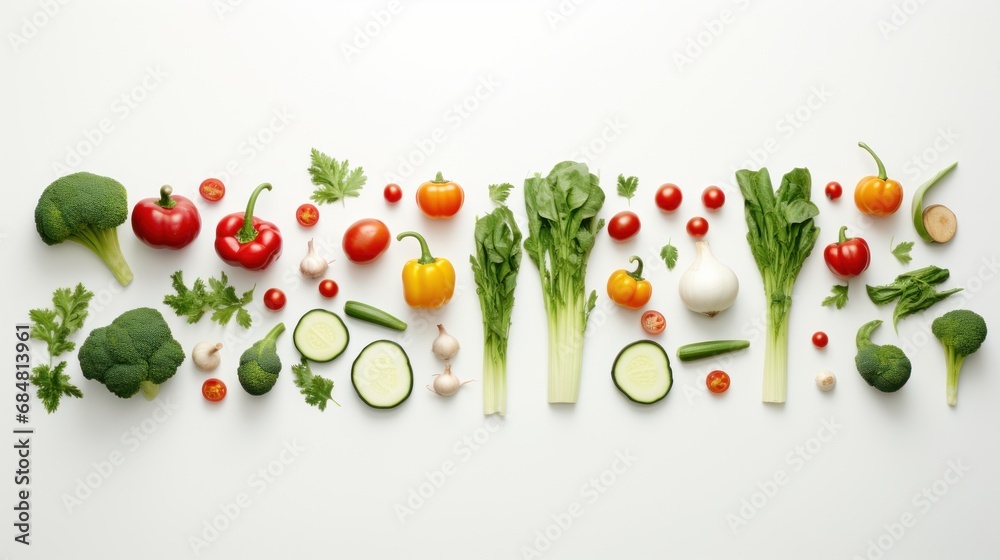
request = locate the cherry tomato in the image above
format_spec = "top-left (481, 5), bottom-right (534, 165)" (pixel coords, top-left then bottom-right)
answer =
top-left (296, 203), bottom-right (319, 227)
top-left (202, 378), bottom-right (227, 402)
top-left (825, 181), bottom-right (843, 200)
top-left (199, 178), bottom-right (225, 202)
top-left (686, 216), bottom-right (709, 238)
top-left (319, 279), bottom-right (339, 299)
top-left (343, 218), bottom-right (391, 264)
top-left (812, 331), bottom-right (829, 348)
top-left (384, 183), bottom-right (403, 204)
top-left (263, 288), bottom-right (286, 311)
top-left (640, 310), bottom-right (666, 335)
top-left (655, 183), bottom-right (683, 212)
top-left (706, 370), bottom-right (731, 394)
top-left (608, 211), bottom-right (640, 241)
top-left (702, 186), bottom-right (725, 210)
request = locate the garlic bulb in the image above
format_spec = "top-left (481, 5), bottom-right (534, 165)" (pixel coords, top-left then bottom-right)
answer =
top-left (300, 239), bottom-right (330, 279)
top-left (816, 370), bottom-right (836, 392)
top-left (192, 342), bottom-right (223, 372)
top-left (678, 241), bottom-right (739, 317)
top-left (427, 364), bottom-right (473, 397)
top-left (431, 324), bottom-right (460, 360)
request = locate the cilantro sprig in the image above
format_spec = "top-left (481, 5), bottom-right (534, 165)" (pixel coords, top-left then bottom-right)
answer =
top-left (291, 359), bottom-right (339, 411)
top-left (163, 271), bottom-right (254, 329)
top-left (29, 284), bottom-right (93, 413)
top-left (307, 148), bottom-right (366, 206)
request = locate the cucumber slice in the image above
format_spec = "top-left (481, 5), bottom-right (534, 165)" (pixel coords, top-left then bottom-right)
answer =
top-left (351, 340), bottom-right (413, 409)
top-left (612, 340), bottom-right (672, 404)
top-left (293, 309), bottom-right (349, 363)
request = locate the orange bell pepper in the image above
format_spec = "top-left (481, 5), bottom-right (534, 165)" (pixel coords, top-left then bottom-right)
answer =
top-left (855, 142), bottom-right (903, 217)
top-left (396, 231), bottom-right (455, 309)
top-left (607, 256), bottom-right (652, 309)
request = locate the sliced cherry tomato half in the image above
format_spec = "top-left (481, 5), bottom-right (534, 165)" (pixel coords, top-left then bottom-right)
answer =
top-left (296, 203), bottom-right (320, 227)
top-left (655, 183), bottom-right (683, 212)
top-left (319, 279), bottom-right (339, 299)
top-left (706, 370), bottom-right (731, 394)
top-left (199, 178), bottom-right (225, 202)
top-left (384, 183), bottom-right (402, 204)
top-left (702, 186), bottom-right (725, 210)
top-left (812, 331), bottom-right (829, 348)
top-left (825, 182), bottom-right (843, 200)
top-left (686, 216), bottom-right (709, 238)
top-left (641, 310), bottom-right (666, 335)
top-left (202, 378), bottom-right (227, 402)
top-left (263, 288), bottom-right (286, 311)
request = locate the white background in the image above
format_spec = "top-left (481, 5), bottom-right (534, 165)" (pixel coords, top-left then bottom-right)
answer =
top-left (3, 1), bottom-right (1000, 559)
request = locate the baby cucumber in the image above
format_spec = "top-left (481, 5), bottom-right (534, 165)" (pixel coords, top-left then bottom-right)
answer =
top-left (676, 340), bottom-right (750, 362)
top-left (344, 301), bottom-right (407, 331)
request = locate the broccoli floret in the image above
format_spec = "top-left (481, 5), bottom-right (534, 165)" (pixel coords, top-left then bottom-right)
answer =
top-left (78, 308), bottom-right (185, 399)
top-left (34, 172), bottom-right (134, 286)
top-left (855, 319), bottom-right (911, 393)
top-left (932, 309), bottom-right (988, 406)
top-left (238, 323), bottom-right (286, 396)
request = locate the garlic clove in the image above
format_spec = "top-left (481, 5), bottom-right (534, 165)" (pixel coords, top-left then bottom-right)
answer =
top-left (192, 342), bottom-right (223, 372)
top-left (300, 238), bottom-right (331, 279)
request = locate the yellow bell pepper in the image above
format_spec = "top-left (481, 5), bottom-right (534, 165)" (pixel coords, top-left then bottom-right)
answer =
top-left (396, 231), bottom-right (455, 309)
top-left (607, 256), bottom-right (652, 309)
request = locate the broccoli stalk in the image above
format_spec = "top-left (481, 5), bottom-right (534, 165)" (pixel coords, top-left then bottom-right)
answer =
top-left (34, 172), bottom-right (134, 286)
top-left (931, 309), bottom-right (988, 406)
top-left (238, 323), bottom-right (286, 396)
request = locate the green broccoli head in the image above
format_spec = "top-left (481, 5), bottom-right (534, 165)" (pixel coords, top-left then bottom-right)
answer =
top-left (238, 323), bottom-right (286, 396)
top-left (932, 309), bottom-right (988, 406)
top-left (79, 308), bottom-right (185, 399)
top-left (855, 319), bottom-right (911, 393)
top-left (34, 172), bottom-right (134, 285)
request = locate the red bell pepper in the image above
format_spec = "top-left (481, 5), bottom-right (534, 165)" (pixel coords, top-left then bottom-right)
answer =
top-left (823, 225), bottom-right (871, 279)
top-left (214, 183), bottom-right (282, 271)
top-left (131, 185), bottom-right (202, 250)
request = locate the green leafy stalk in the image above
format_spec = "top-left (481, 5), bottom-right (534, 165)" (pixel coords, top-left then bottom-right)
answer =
top-left (28, 284), bottom-right (93, 412)
top-left (736, 167), bottom-right (820, 404)
top-left (471, 206), bottom-right (522, 415)
top-left (524, 161), bottom-right (605, 404)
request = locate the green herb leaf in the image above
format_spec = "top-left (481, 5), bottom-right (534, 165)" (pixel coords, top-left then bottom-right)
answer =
top-left (489, 183), bottom-right (514, 205)
top-left (660, 240), bottom-right (678, 271)
top-left (891, 238), bottom-right (914, 265)
top-left (821, 284), bottom-right (849, 309)
top-left (52, 283), bottom-right (94, 334)
top-left (291, 359), bottom-right (339, 411)
top-left (616, 174), bottom-right (638, 203)
top-left (163, 271), bottom-right (254, 328)
top-left (307, 148), bottom-right (366, 206)
top-left (30, 362), bottom-right (82, 414)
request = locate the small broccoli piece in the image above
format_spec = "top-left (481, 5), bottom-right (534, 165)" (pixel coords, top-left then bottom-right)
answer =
top-left (855, 319), bottom-right (911, 393)
top-left (238, 323), bottom-right (286, 396)
top-left (78, 308), bottom-right (185, 399)
top-left (932, 309), bottom-right (988, 406)
top-left (34, 172), bottom-right (134, 286)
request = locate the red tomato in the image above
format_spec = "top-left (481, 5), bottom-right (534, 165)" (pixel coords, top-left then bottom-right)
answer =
top-left (296, 204), bottom-right (319, 227)
top-left (384, 183), bottom-right (402, 204)
top-left (812, 331), bottom-right (829, 348)
top-left (825, 181), bottom-right (843, 200)
top-left (706, 370), bottom-right (731, 394)
top-left (608, 211), bottom-right (640, 241)
top-left (202, 378), bottom-right (227, 402)
top-left (319, 279), bottom-right (339, 298)
top-left (686, 216), bottom-right (709, 238)
top-left (702, 186), bottom-right (725, 210)
top-left (343, 219), bottom-right (391, 264)
top-left (641, 310), bottom-right (666, 335)
top-left (655, 183), bottom-right (683, 212)
top-left (199, 178), bottom-right (225, 202)
top-left (263, 288), bottom-right (286, 311)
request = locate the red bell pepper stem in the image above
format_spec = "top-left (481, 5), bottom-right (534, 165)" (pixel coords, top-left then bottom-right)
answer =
top-left (838, 225), bottom-right (849, 243)
top-left (397, 231), bottom-right (436, 265)
top-left (627, 256), bottom-right (645, 281)
top-left (858, 142), bottom-right (887, 181)
top-left (156, 185), bottom-right (178, 209)
top-left (236, 183), bottom-right (272, 245)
